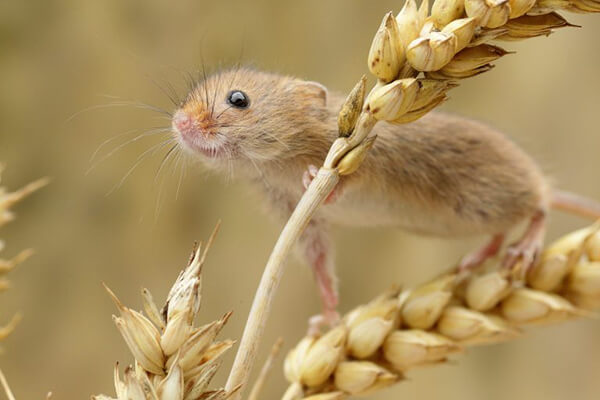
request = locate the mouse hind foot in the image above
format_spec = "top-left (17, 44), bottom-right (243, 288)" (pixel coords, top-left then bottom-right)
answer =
top-left (502, 210), bottom-right (546, 277)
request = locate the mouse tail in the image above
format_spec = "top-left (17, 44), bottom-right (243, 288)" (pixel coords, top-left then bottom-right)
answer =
top-left (552, 189), bottom-right (600, 220)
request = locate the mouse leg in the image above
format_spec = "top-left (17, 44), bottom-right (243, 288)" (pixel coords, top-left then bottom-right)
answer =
top-left (502, 210), bottom-right (546, 273)
top-left (298, 220), bottom-right (341, 334)
top-left (302, 164), bottom-right (342, 204)
top-left (457, 233), bottom-right (505, 272)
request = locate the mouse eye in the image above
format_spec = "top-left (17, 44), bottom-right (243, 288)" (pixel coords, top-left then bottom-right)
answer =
top-left (227, 90), bottom-right (250, 109)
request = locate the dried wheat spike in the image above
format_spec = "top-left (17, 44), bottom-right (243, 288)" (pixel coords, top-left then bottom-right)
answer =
top-left (282, 223), bottom-right (600, 399)
top-left (0, 164), bottom-right (47, 343)
top-left (93, 225), bottom-right (240, 400)
top-left (364, 0), bottom-right (599, 124)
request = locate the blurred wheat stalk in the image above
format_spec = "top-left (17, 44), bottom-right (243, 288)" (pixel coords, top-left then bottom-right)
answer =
top-left (0, 164), bottom-right (47, 399)
top-left (282, 223), bottom-right (600, 399)
top-left (93, 225), bottom-right (244, 400)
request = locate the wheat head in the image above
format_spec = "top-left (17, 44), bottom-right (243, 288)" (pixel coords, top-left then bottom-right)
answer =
top-left (281, 223), bottom-right (600, 399)
top-left (364, 0), bottom-right (599, 125)
top-left (93, 224), bottom-right (241, 400)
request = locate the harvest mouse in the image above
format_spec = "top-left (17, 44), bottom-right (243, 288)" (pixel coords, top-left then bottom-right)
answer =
top-left (171, 67), bottom-right (600, 324)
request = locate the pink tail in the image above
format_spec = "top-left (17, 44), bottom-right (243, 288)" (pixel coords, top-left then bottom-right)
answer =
top-left (552, 190), bottom-right (600, 220)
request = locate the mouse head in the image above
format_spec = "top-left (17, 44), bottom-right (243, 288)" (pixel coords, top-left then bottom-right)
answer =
top-left (172, 68), bottom-right (330, 170)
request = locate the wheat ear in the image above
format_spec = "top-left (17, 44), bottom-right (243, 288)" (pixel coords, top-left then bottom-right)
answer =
top-left (93, 223), bottom-right (244, 400)
top-left (281, 223), bottom-right (600, 399)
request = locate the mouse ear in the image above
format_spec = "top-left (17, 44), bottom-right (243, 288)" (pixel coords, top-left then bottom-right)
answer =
top-left (288, 80), bottom-right (328, 106)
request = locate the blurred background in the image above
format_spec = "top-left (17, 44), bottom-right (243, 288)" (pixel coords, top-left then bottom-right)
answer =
top-left (1, 0), bottom-right (599, 399)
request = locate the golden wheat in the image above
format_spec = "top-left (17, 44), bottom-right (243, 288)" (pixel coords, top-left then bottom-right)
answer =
top-left (93, 224), bottom-right (241, 400)
top-left (281, 223), bottom-right (600, 399)
top-left (365, 0), bottom-right (599, 123)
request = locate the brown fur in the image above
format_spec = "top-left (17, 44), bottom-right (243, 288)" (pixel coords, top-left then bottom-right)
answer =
top-left (173, 68), bottom-right (549, 238)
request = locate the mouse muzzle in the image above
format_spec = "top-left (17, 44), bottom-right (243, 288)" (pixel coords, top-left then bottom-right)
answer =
top-left (172, 103), bottom-right (227, 158)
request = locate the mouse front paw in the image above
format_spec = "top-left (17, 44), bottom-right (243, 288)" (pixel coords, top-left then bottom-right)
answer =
top-left (302, 164), bottom-right (342, 204)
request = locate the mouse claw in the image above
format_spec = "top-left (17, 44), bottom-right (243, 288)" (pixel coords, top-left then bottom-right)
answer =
top-left (502, 210), bottom-right (546, 279)
top-left (302, 166), bottom-right (315, 190)
top-left (307, 310), bottom-right (342, 336)
top-left (302, 164), bottom-right (341, 204)
top-left (302, 165), bottom-right (319, 189)
top-left (503, 239), bottom-right (543, 277)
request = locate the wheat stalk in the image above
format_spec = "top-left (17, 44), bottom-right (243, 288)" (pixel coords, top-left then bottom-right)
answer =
top-left (247, 338), bottom-right (284, 400)
top-left (281, 222), bottom-right (600, 399)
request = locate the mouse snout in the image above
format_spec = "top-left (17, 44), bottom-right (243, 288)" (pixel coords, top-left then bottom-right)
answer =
top-left (172, 103), bottom-right (216, 135)
top-left (173, 110), bottom-right (194, 135)
top-left (173, 107), bottom-right (228, 157)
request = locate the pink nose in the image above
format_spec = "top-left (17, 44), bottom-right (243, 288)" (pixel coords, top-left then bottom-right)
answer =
top-left (173, 110), bottom-right (192, 133)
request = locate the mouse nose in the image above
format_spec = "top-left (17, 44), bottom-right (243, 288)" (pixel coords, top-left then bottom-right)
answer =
top-left (173, 110), bottom-right (192, 134)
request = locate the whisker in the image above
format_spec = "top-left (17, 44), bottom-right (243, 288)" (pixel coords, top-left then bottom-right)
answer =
top-left (153, 144), bottom-right (180, 220)
top-left (210, 68), bottom-right (221, 118)
top-left (209, 122), bottom-right (255, 131)
top-left (226, 149), bottom-right (235, 183)
top-left (165, 78), bottom-right (184, 106)
top-left (177, 69), bottom-right (194, 98)
top-left (106, 139), bottom-right (174, 196)
top-left (148, 76), bottom-right (180, 107)
top-left (226, 56), bottom-right (244, 94)
top-left (215, 105), bottom-right (233, 120)
top-left (209, 122), bottom-right (290, 151)
top-left (200, 53), bottom-right (210, 108)
top-left (262, 132), bottom-right (291, 150)
top-left (87, 127), bottom-right (171, 175)
top-left (248, 156), bottom-right (272, 191)
top-left (66, 99), bottom-right (172, 125)
top-left (101, 99), bottom-right (173, 117)
top-left (174, 152), bottom-right (186, 201)
top-left (154, 143), bottom-right (179, 183)
top-left (90, 128), bottom-right (139, 163)
top-left (90, 126), bottom-right (171, 162)
top-left (212, 122), bottom-right (289, 151)
top-left (184, 70), bottom-right (197, 94)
